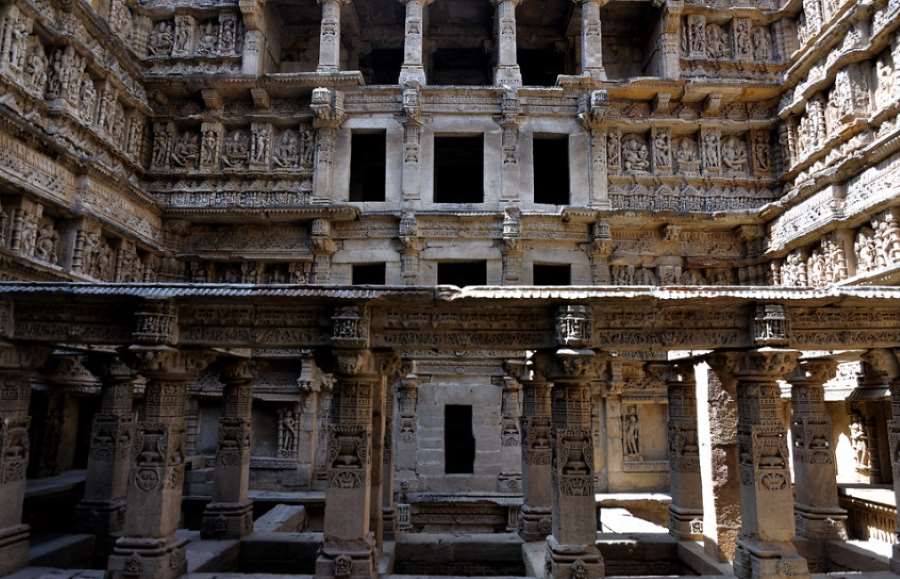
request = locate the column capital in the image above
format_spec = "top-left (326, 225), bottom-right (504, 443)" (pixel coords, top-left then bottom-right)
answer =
top-left (708, 349), bottom-right (799, 382)
top-left (219, 358), bottom-right (257, 385)
top-left (124, 346), bottom-right (215, 381)
top-left (645, 360), bottom-right (694, 386)
top-left (786, 357), bottom-right (837, 386)
top-left (84, 352), bottom-right (139, 385)
top-left (532, 348), bottom-right (607, 383)
top-left (862, 348), bottom-right (900, 384)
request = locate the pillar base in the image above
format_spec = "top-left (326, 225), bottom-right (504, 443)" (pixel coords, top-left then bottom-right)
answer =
top-left (584, 68), bottom-right (607, 82)
top-left (76, 498), bottom-right (127, 535)
top-left (315, 538), bottom-right (376, 579)
top-left (399, 66), bottom-right (426, 86)
top-left (733, 539), bottom-right (810, 579)
top-left (494, 66), bottom-right (522, 88)
top-left (794, 507), bottom-right (847, 541)
top-left (0, 524), bottom-right (30, 576)
top-left (669, 505), bottom-right (704, 541)
top-left (519, 505), bottom-right (552, 542)
top-left (545, 535), bottom-right (604, 579)
top-left (201, 500), bottom-right (254, 539)
top-left (107, 535), bottom-right (188, 579)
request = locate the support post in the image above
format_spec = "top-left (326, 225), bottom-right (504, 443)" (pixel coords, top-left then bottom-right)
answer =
top-left (317, 0), bottom-right (349, 72)
top-left (316, 306), bottom-right (381, 579)
top-left (399, 0), bottom-right (432, 85)
top-left (519, 371), bottom-right (553, 541)
top-left (493, 0), bottom-right (523, 87)
top-left (788, 358), bottom-right (846, 571)
top-left (574, 0), bottom-right (607, 81)
top-left (107, 348), bottom-right (214, 579)
top-left (649, 361), bottom-right (703, 541)
top-left (78, 354), bottom-right (138, 557)
top-left (0, 343), bottom-right (48, 577)
top-left (715, 349), bottom-right (809, 579)
top-left (202, 359), bottom-right (255, 539)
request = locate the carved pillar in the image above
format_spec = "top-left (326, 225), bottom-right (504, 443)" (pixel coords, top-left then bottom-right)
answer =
top-left (317, 0), bottom-right (349, 72)
top-left (658, 2), bottom-right (682, 79)
top-left (717, 350), bottom-right (809, 579)
top-left (77, 355), bottom-right (137, 548)
top-left (574, 0), bottom-right (607, 81)
top-left (383, 374), bottom-right (397, 539)
top-left (202, 359), bottom-right (255, 539)
top-left (579, 90), bottom-right (610, 209)
top-left (493, 0), bottom-right (523, 87)
top-left (788, 358), bottom-right (846, 572)
top-left (519, 371), bottom-right (553, 541)
top-left (395, 366), bottom-right (419, 480)
top-left (107, 348), bottom-right (214, 579)
top-left (501, 207), bottom-right (522, 283)
top-left (537, 305), bottom-right (604, 579)
top-left (399, 0), bottom-right (431, 85)
top-left (399, 212), bottom-right (421, 285)
top-left (650, 361), bottom-right (702, 541)
top-left (500, 90), bottom-right (521, 201)
top-left (311, 218), bottom-right (337, 284)
top-left (401, 85), bottom-right (423, 203)
top-left (862, 349), bottom-right (900, 573)
top-left (0, 343), bottom-right (48, 577)
top-left (316, 306), bottom-right (379, 579)
top-left (698, 360), bottom-right (742, 562)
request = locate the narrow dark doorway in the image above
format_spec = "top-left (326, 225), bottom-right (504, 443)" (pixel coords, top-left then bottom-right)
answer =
top-left (533, 263), bottom-right (571, 285)
top-left (533, 135), bottom-right (569, 205)
top-left (437, 260), bottom-right (487, 286)
top-left (434, 135), bottom-right (484, 203)
top-left (445, 404), bottom-right (475, 474)
top-left (349, 131), bottom-right (387, 202)
top-left (352, 263), bottom-right (386, 285)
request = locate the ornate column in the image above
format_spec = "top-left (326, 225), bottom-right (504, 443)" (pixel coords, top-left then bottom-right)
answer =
top-left (519, 368), bottom-right (553, 541)
top-left (574, 0), bottom-right (607, 81)
top-left (395, 365), bottom-right (419, 482)
top-left (77, 355), bottom-right (138, 551)
top-left (311, 87), bottom-right (345, 206)
top-left (649, 361), bottom-right (702, 541)
top-left (107, 348), bottom-right (214, 579)
top-left (317, 0), bottom-right (349, 72)
top-left (862, 349), bottom-right (900, 573)
top-left (788, 358), bottom-right (846, 572)
top-left (202, 359), bottom-right (255, 539)
top-left (383, 373), bottom-right (397, 539)
top-left (399, 0), bottom-right (432, 85)
top-left (493, 0), bottom-right (523, 86)
top-left (536, 305), bottom-right (605, 579)
top-left (369, 353), bottom-right (399, 550)
top-left (316, 306), bottom-right (380, 579)
top-left (0, 343), bottom-right (48, 577)
top-left (716, 349), bottom-right (808, 579)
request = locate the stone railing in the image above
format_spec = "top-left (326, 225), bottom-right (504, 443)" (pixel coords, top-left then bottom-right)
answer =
top-left (840, 493), bottom-right (897, 544)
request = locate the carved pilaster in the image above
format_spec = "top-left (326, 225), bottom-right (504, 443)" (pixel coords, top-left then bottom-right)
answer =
top-left (202, 359), bottom-right (255, 539)
top-left (401, 85), bottom-right (423, 201)
top-left (574, 0), bottom-right (607, 81)
top-left (107, 347), bottom-right (215, 579)
top-left (399, 0), bottom-right (432, 85)
top-left (519, 368), bottom-right (553, 541)
top-left (399, 211), bottom-right (421, 284)
top-left (500, 89), bottom-right (521, 200)
top-left (312, 87), bottom-right (345, 204)
top-left (578, 90), bottom-right (609, 208)
top-left (317, 0), bottom-right (350, 72)
top-left (501, 207), bottom-right (522, 283)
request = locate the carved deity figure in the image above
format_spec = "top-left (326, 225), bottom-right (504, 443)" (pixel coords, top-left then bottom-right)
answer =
top-left (6, 14), bottom-right (29, 72)
top-left (273, 130), bottom-right (299, 168)
top-left (173, 20), bottom-right (191, 54)
top-left (223, 131), bottom-right (250, 168)
top-left (79, 75), bottom-right (97, 123)
top-left (733, 19), bottom-right (752, 60)
top-left (688, 17), bottom-right (705, 55)
top-left (652, 131), bottom-right (670, 169)
top-left (170, 131), bottom-right (199, 168)
top-left (219, 17), bottom-right (237, 54)
top-left (706, 23), bottom-right (729, 59)
top-left (621, 134), bottom-right (649, 173)
top-left (250, 125), bottom-right (270, 165)
top-left (200, 127), bottom-right (219, 167)
top-left (148, 21), bottom-right (174, 56)
top-left (721, 135), bottom-right (748, 172)
top-left (752, 26), bottom-right (771, 62)
top-left (623, 406), bottom-right (640, 458)
top-left (701, 132), bottom-right (720, 170)
top-left (34, 221), bottom-right (58, 263)
top-left (25, 43), bottom-right (48, 93)
top-left (850, 413), bottom-right (870, 469)
top-left (197, 22), bottom-right (218, 55)
top-left (855, 227), bottom-right (878, 274)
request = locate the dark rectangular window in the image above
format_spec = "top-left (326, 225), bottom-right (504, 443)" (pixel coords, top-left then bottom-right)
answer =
top-left (533, 136), bottom-right (569, 205)
top-left (519, 49), bottom-right (566, 87)
top-left (352, 262), bottom-right (386, 285)
top-left (434, 135), bottom-right (484, 203)
top-left (533, 264), bottom-right (571, 286)
top-left (349, 131), bottom-right (387, 202)
top-left (437, 261), bottom-right (487, 287)
top-left (445, 405), bottom-right (475, 474)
